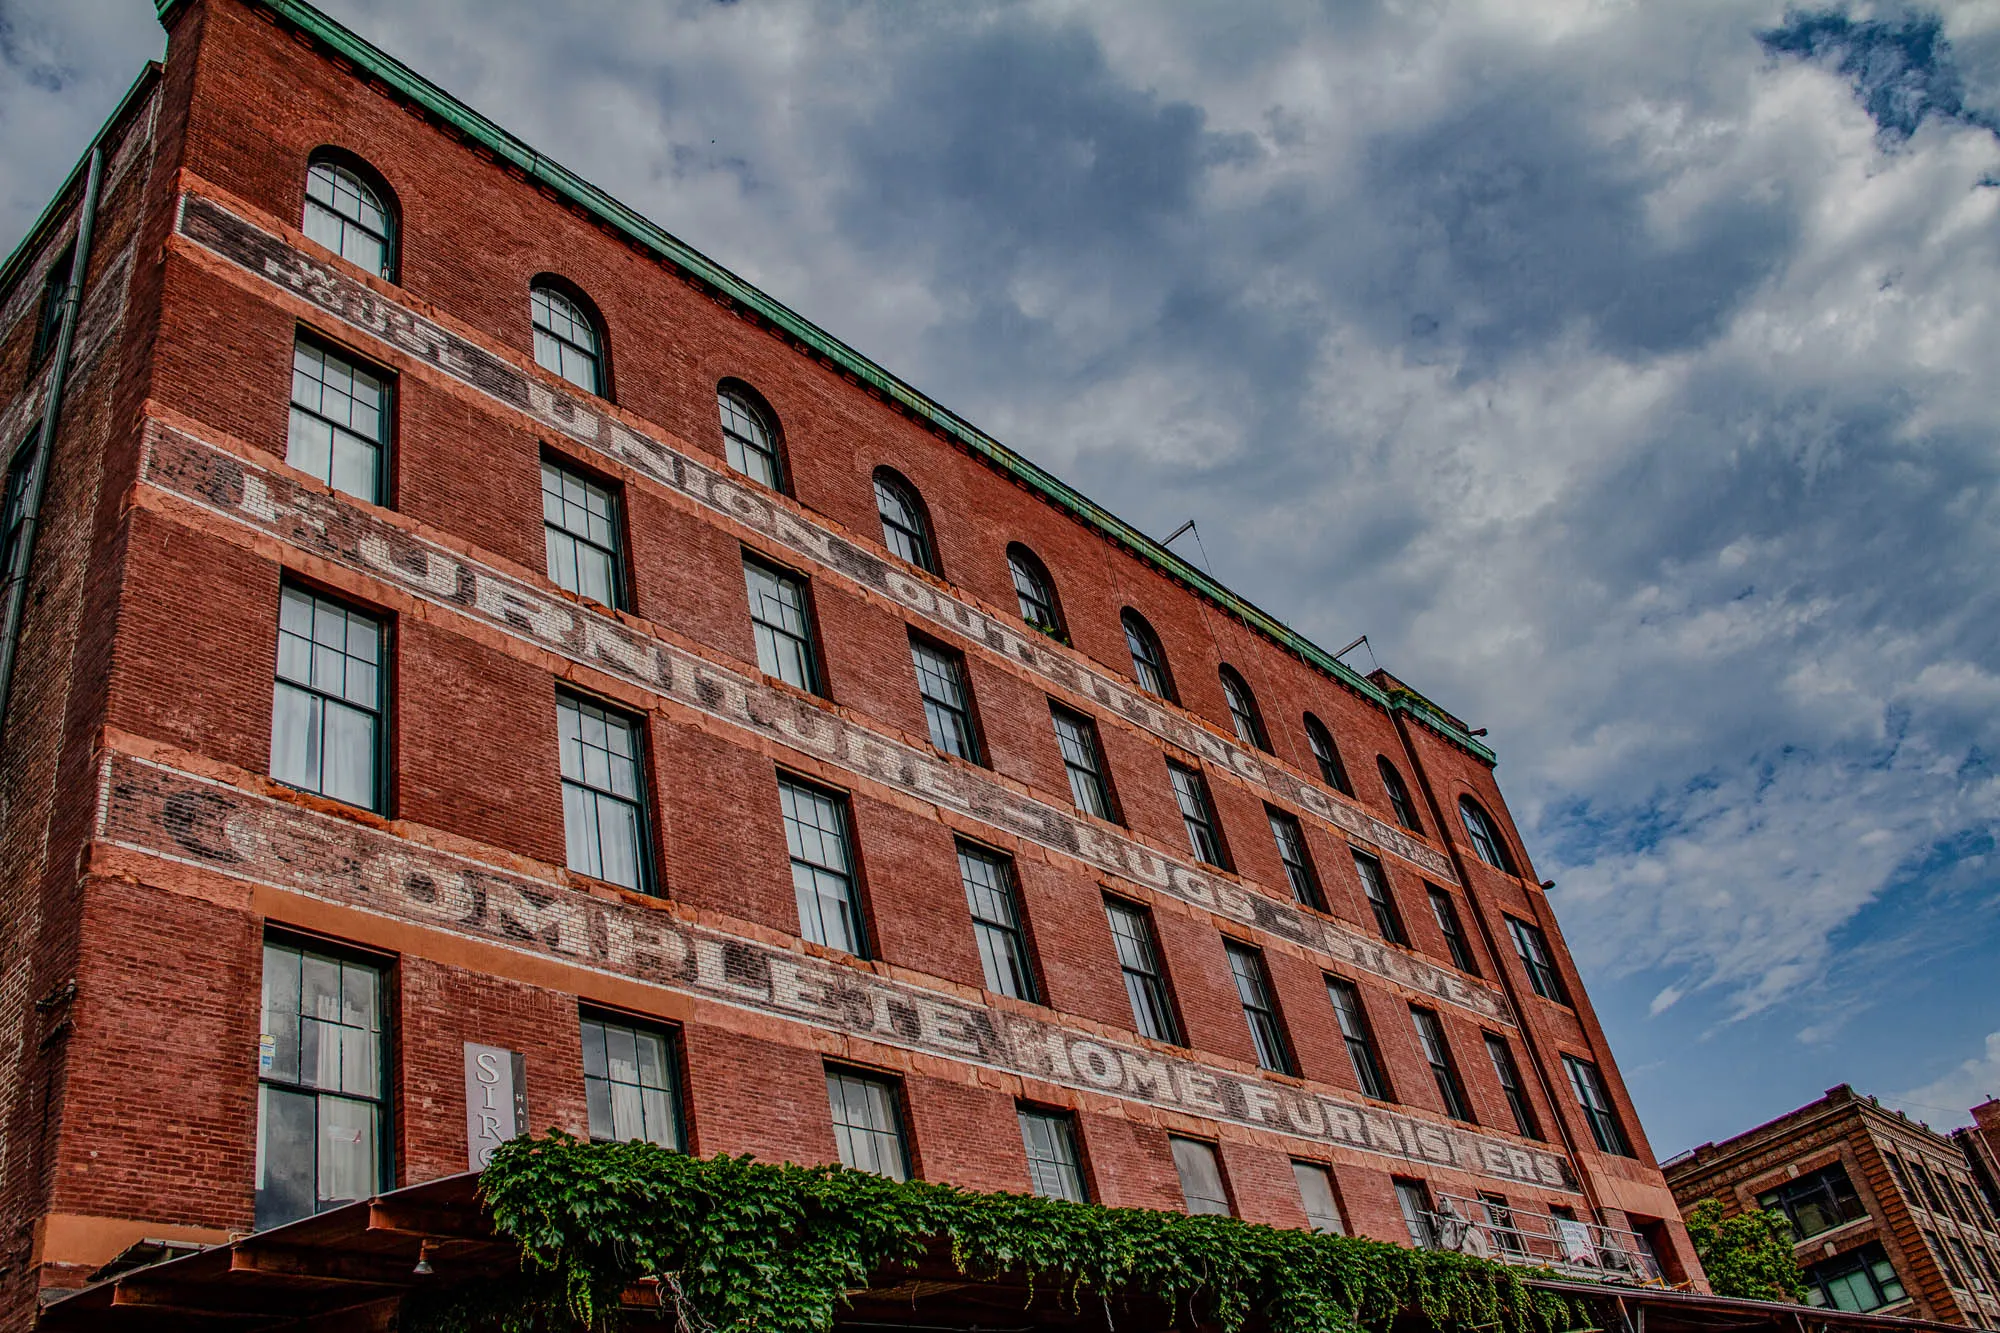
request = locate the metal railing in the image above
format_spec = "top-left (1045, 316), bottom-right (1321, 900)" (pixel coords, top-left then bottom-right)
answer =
top-left (1422, 1194), bottom-right (1665, 1286)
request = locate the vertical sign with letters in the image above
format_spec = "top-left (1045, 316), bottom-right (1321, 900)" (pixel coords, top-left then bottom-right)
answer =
top-left (464, 1042), bottom-right (529, 1170)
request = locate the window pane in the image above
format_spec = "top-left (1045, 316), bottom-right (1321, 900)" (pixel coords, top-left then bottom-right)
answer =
top-left (532, 286), bottom-right (602, 394)
top-left (1010, 549), bottom-right (1061, 635)
top-left (720, 391), bottom-right (781, 488)
top-left (1354, 853), bottom-right (1403, 944)
top-left (1169, 763), bottom-right (1226, 868)
top-left (783, 780), bottom-right (861, 955)
top-left (287, 340), bottom-right (386, 503)
top-left (270, 588), bottom-right (383, 810)
top-left (1172, 1137), bottom-right (1230, 1215)
top-left (557, 696), bottom-right (648, 891)
top-left (255, 1084), bottom-right (318, 1230)
top-left (1020, 1110), bottom-right (1087, 1202)
top-left (912, 639), bottom-right (978, 761)
top-left (1105, 900), bottom-right (1178, 1044)
top-left (745, 559), bottom-right (818, 693)
top-left (1293, 1161), bottom-right (1344, 1234)
top-left (960, 845), bottom-right (1034, 1000)
top-left (827, 1069), bottom-right (906, 1180)
top-left (317, 1093), bottom-right (378, 1208)
top-left (1053, 708), bottom-right (1113, 820)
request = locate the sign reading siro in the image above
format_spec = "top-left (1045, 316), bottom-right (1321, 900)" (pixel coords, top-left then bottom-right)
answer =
top-left (175, 189), bottom-right (1459, 887)
top-left (141, 423), bottom-right (1504, 1026)
top-left (464, 1043), bottom-right (529, 1170)
top-left (106, 751), bottom-right (1576, 1193)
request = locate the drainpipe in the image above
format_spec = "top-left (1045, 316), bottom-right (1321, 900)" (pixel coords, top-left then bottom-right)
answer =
top-left (0, 141), bottom-right (103, 733)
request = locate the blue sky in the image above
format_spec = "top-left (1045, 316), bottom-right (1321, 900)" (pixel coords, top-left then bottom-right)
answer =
top-left (3, 0), bottom-right (1996, 1157)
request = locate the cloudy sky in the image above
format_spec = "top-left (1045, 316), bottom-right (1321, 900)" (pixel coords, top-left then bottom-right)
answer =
top-left (5, 0), bottom-right (1997, 1156)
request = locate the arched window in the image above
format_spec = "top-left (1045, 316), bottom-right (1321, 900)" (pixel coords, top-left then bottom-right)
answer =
top-left (873, 468), bottom-right (937, 572)
top-left (1460, 798), bottom-right (1517, 874)
top-left (1303, 713), bottom-right (1351, 795)
top-left (1378, 757), bottom-right (1422, 834)
top-left (1218, 666), bottom-right (1269, 751)
top-left (303, 151), bottom-right (395, 279)
top-left (1007, 545), bottom-right (1064, 640)
top-left (530, 280), bottom-right (606, 396)
top-left (718, 383), bottom-right (785, 491)
top-left (1121, 610), bottom-right (1176, 702)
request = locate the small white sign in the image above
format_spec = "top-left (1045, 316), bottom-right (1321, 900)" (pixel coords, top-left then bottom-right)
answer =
top-left (464, 1043), bottom-right (528, 1171)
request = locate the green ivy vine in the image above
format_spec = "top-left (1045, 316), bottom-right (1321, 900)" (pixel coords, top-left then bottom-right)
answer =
top-left (403, 1134), bottom-right (1594, 1333)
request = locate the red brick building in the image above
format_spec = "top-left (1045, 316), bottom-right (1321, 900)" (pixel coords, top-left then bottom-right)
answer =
top-left (1665, 1087), bottom-right (2000, 1327)
top-left (0, 0), bottom-right (1702, 1321)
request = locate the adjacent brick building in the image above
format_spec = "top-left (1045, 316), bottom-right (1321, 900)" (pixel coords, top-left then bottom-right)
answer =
top-left (0, 0), bottom-right (1704, 1322)
top-left (1666, 1087), bottom-right (2000, 1326)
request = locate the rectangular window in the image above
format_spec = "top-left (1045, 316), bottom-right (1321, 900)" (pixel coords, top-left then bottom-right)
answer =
top-left (1427, 887), bottom-right (1478, 974)
top-left (1757, 1163), bottom-right (1867, 1240)
top-left (1, 435), bottom-right (39, 585)
top-left (1167, 762), bottom-right (1229, 868)
top-left (1171, 1137), bottom-right (1231, 1216)
top-left (31, 245), bottom-right (71, 368)
top-left (1926, 1231), bottom-right (1964, 1289)
top-left (910, 636), bottom-right (980, 762)
top-left (272, 585), bottom-right (385, 811)
top-left (557, 694), bottom-right (652, 893)
top-left (826, 1066), bottom-right (908, 1180)
top-left (1395, 1178), bottom-right (1438, 1249)
top-left (1268, 808), bottom-right (1323, 910)
top-left (288, 338), bottom-right (389, 504)
top-left (1292, 1161), bottom-right (1344, 1234)
top-left (1805, 1243), bottom-right (1906, 1312)
top-left (1225, 942), bottom-right (1294, 1075)
top-left (1885, 1151), bottom-right (1917, 1203)
top-left (542, 458), bottom-right (624, 608)
top-left (1915, 1160), bottom-right (1949, 1215)
top-left (1052, 706), bottom-right (1116, 821)
top-left (781, 777), bottom-right (865, 956)
top-left (1485, 1034), bottom-right (1540, 1139)
top-left (256, 938), bottom-right (386, 1230)
top-left (1326, 976), bottom-right (1392, 1101)
top-left (1353, 852), bottom-right (1404, 945)
top-left (1949, 1236), bottom-right (1986, 1293)
top-left (958, 842), bottom-right (1036, 1001)
top-left (1563, 1055), bottom-right (1631, 1156)
top-left (1019, 1107), bottom-right (1087, 1202)
top-left (1507, 916), bottom-right (1569, 1005)
top-left (1480, 1194), bottom-right (1527, 1256)
top-left (580, 1012), bottom-right (680, 1148)
top-left (744, 555), bottom-right (821, 694)
top-left (1105, 897), bottom-right (1180, 1045)
top-left (1411, 1007), bottom-right (1473, 1122)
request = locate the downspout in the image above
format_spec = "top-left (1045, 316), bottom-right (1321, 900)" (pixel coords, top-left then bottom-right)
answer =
top-left (0, 142), bottom-right (104, 732)
top-left (1386, 709), bottom-right (1609, 1223)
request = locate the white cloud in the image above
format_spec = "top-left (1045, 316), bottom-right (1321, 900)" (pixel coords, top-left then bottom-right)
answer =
top-left (1893, 1032), bottom-right (2000, 1127)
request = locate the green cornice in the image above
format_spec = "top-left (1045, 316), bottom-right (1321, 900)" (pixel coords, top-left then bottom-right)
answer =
top-left (154, 0), bottom-right (1496, 765)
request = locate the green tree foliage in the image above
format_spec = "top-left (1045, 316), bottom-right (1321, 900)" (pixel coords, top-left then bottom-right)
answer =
top-left (406, 1133), bottom-right (1594, 1333)
top-left (1684, 1198), bottom-right (1807, 1304)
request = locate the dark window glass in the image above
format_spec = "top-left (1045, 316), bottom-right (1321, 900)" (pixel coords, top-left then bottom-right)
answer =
top-left (1379, 757), bottom-right (1422, 833)
top-left (1758, 1163), bottom-right (1867, 1239)
top-left (1480, 1194), bottom-right (1527, 1255)
top-left (1293, 1161), bottom-right (1344, 1233)
top-left (1925, 1230), bottom-right (1963, 1289)
top-left (719, 387), bottom-right (783, 490)
top-left (1, 436), bottom-right (39, 585)
top-left (542, 458), bottom-right (623, 608)
top-left (1220, 667), bottom-right (1269, 751)
top-left (1052, 706), bottom-right (1115, 821)
top-left (1171, 1137), bottom-right (1230, 1216)
top-left (1226, 942), bottom-right (1293, 1075)
top-left (874, 470), bottom-right (937, 572)
top-left (1507, 917), bottom-right (1569, 1005)
top-left (1008, 545), bottom-right (1064, 639)
top-left (1460, 798), bottom-right (1517, 873)
top-left (1804, 1243), bottom-right (1906, 1312)
top-left (1326, 977), bottom-right (1391, 1100)
top-left (580, 1013), bottom-right (680, 1148)
top-left (1269, 808), bottom-right (1323, 910)
top-left (272, 585), bottom-right (384, 811)
top-left (1122, 610), bottom-right (1175, 701)
top-left (1105, 897), bottom-right (1180, 1044)
top-left (826, 1066), bottom-right (907, 1180)
top-left (289, 338), bottom-right (388, 504)
top-left (531, 283), bottom-right (603, 395)
top-left (1949, 1237), bottom-right (1986, 1293)
top-left (303, 157), bottom-right (392, 277)
top-left (781, 777), bottom-right (864, 955)
top-left (557, 694), bottom-right (651, 892)
top-left (31, 245), bottom-right (71, 367)
top-left (1304, 713), bottom-right (1352, 795)
top-left (959, 843), bottom-right (1035, 1001)
top-left (1019, 1108), bottom-right (1087, 1202)
top-left (256, 939), bottom-right (386, 1230)
top-left (911, 637), bottom-right (979, 762)
top-left (1168, 761), bottom-right (1228, 869)
top-left (744, 556), bottom-right (820, 694)
top-left (1411, 1007), bottom-right (1473, 1122)
top-left (1353, 852), bottom-right (1404, 945)
top-left (1485, 1034), bottom-right (1540, 1139)
top-left (1395, 1179), bottom-right (1438, 1248)
top-left (1563, 1055), bottom-right (1631, 1156)
top-left (1914, 1160), bottom-right (1948, 1215)
top-left (1427, 887), bottom-right (1478, 974)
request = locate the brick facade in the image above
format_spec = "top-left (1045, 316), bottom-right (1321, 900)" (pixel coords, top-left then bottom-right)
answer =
top-left (0, 0), bottom-right (1698, 1320)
